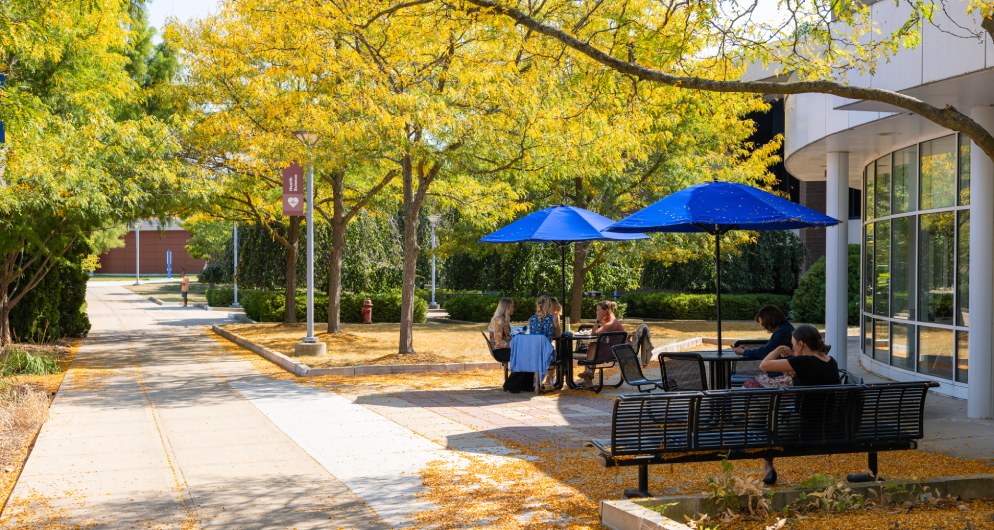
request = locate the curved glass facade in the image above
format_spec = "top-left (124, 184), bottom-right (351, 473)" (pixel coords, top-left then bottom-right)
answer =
top-left (862, 133), bottom-right (971, 384)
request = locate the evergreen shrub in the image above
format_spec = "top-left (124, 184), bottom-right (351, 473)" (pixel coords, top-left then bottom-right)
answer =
top-left (445, 295), bottom-right (626, 322)
top-left (621, 292), bottom-right (792, 320)
top-left (791, 245), bottom-right (861, 325)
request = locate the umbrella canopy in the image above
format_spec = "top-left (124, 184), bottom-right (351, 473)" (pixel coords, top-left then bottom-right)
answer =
top-left (607, 181), bottom-right (841, 356)
top-left (480, 205), bottom-right (646, 313)
top-left (481, 205), bottom-right (648, 243)
top-left (607, 181), bottom-right (840, 234)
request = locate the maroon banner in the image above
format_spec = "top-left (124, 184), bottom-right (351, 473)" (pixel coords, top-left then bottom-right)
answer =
top-left (282, 162), bottom-right (305, 216)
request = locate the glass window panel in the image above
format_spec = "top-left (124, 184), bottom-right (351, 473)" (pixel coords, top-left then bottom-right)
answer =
top-left (875, 155), bottom-right (891, 217)
top-left (959, 133), bottom-right (970, 206)
top-left (890, 216), bottom-right (915, 319)
top-left (890, 323), bottom-right (915, 370)
top-left (956, 331), bottom-right (969, 383)
top-left (958, 211), bottom-right (970, 327)
top-left (863, 316), bottom-right (874, 356)
top-left (874, 319), bottom-right (890, 362)
top-left (874, 220), bottom-right (890, 316)
top-left (919, 213), bottom-right (955, 324)
top-left (918, 327), bottom-right (953, 379)
top-left (865, 165), bottom-right (874, 221)
top-left (864, 224), bottom-right (874, 313)
top-left (920, 135), bottom-right (957, 210)
top-left (892, 146), bottom-right (918, 213)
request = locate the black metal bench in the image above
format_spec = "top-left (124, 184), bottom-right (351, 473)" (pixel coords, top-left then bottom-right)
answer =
top-left (589, 381), bottom-right (939, 498)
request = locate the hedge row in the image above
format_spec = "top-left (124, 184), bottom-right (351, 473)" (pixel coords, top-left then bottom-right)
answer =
top-left (444, 295), bottom-right (627, 323)
top-left (234, 290), bottom-right (427, 323)
top-left (205, 288), bottom-right (263, 308)
top-left (620, 292), bottom-right (793, 321)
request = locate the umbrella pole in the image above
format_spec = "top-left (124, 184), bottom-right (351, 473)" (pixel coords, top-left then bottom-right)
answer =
top-left (715, 231), bottom-right (722, 356)
top-left (560, 243), bottom-right (567, 329)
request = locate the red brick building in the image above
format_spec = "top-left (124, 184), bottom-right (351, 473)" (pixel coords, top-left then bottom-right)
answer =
top-left (95, 221), bottom-right (206, 275)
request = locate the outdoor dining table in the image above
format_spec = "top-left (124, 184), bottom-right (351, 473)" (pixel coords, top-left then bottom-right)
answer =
top-left (510, 334), bottom-right (556, 394)
top-left (653, 347), bottom-right (747, 390)
top-left (555, 333), bottom-right (596, 389)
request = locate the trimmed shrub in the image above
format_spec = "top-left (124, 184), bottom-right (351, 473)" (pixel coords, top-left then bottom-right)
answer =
top-left (205, 288), bottom-right (262, 308)
top-left (791, 244), bottom-right (861, 325)
top-left (620, 291), bottom-right (792, 321)
top-left (241, 290), bottom-right (274, 321)
top-left (250, 291), bottom-right (427, 323)
top-left (445, 295), bottom-right (626, 322)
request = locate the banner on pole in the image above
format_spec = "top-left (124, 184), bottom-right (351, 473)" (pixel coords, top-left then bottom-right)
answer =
top-left (282, 162), bottom-right (305, 216)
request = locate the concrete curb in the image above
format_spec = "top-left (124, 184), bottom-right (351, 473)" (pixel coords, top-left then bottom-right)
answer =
top-left (601, 474), bottom-right (994, 530)
top-left (210, 325), bottom-right (501, 378)
top-left (211, 324), bottom-right (309, 376)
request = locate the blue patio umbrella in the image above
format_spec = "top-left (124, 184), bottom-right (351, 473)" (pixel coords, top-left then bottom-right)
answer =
top-left (480, 205), bottom-right (647, 314)
top-left (607, 181), bottom-right (841, 354)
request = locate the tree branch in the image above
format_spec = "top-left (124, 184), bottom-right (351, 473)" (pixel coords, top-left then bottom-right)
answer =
top-left (463, 0), bottom-right (994, 162)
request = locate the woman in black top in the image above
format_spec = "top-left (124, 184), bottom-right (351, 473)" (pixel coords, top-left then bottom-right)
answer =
top-left (734, 305), bottom-right (794, 388)
top-left (757, 324), bottom-right (839, 485)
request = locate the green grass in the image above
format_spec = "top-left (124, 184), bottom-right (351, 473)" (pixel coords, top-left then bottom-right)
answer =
top-left (123, 281), bottom-right (209, 305)
top-left (89, 274), bottom-right (199, 282)
top-left (1, 348), bottom-right (60, 376)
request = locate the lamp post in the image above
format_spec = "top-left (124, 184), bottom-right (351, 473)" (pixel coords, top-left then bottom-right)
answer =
top-left (427, 215), bottom-right (441, 309)
top-left (293, 130), bottom-right (326, 356)
top-left (231, 222), bottom-right (240, 308)
top-left (133, 222), bottom-right (141, 285)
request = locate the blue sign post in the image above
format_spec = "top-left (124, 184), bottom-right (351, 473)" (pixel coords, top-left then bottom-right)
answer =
top-left (166, 249), bottom-right (172, 279)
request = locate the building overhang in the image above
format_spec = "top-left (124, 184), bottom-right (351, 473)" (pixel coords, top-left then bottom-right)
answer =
top-left (784, 68), bottom-right (994, 184)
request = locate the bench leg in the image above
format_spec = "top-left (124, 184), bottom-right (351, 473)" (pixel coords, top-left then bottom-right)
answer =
top-left (623, 464), bottom-right (651, 498)
top-left (847, 452), bottom-right (880, 483)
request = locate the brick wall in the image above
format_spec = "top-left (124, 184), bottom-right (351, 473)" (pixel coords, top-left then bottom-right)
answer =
top-left (799, 180), bottom-right (827, 269)
top-left (95, 230), bottom-right (207, 275)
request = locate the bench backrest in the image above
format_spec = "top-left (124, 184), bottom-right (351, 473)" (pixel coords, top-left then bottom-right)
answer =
top-left (609, 381), bottom-right (937, 457)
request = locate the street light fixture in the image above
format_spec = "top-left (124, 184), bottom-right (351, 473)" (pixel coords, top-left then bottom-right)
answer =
top-left (427, 215), bottom-right (441, 309)
top-left (292, 130), bottom-right (326, 356)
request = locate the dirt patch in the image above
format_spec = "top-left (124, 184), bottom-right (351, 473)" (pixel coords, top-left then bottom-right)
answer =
top-left (0, 340), bottom-right (76, 513)
top-left (222, 322), bottom-right (493, 367)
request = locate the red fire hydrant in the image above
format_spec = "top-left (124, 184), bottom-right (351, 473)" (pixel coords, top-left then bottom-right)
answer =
top-left (362, 298), bottom-right (373, 324)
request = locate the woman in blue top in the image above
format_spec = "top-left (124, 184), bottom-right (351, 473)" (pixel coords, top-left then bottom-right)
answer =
top-left (529, 296), bottom-right (560, 389)
top-left (528, 295), bottom-right (559, 341)
top-left (733, 305), bottom-right (794, 388)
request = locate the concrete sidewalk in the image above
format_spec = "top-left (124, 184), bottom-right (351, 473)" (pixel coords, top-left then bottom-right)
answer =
top-left (1, 286), bottom-right (383, 529)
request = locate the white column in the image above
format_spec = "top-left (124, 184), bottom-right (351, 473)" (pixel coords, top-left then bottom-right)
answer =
top-left (826, 152), bottom-right (849, 370)
top-left (968, 105), bottom-right (994, 419)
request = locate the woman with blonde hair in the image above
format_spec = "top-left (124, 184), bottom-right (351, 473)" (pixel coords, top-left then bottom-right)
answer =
top-left (528, 295), bottom-right (557, 342)
top-left (577, 300), bottom-right (625, 388)
top-left (488, 298), bottom-right (514, 363)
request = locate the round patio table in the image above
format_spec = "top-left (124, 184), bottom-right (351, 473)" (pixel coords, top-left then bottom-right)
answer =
top-left (653, 347), bottom-right (746, 390)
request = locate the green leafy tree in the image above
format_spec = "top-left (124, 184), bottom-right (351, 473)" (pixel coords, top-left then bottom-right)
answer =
top-left (0, 0), bottom-right (186, 345)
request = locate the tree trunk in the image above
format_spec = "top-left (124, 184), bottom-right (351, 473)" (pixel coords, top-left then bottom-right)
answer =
top-left (0, 286), bottom-right (12, 347)
top-left (324, 169), bottom-right (346, 333)
top-left (570, 242), bottom-right (589, 323)
top-left (398, 155), bottom-right (421, 354)
top-left (283, 218), bottom-right (302, 324)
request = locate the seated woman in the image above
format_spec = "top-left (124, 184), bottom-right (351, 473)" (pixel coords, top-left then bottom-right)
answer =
top-left (528, 295), bottom-right (557, 342)
top-left (756, 324), bottom-right (840, 485)
top-left (732, 305), bottom-right (794, 388)
top-left (526, 296), bottom-right (560, 390)
top-left (576, 300), bottom-right (625, 389)
top-left (488, 298), bottom-right (514, 363)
